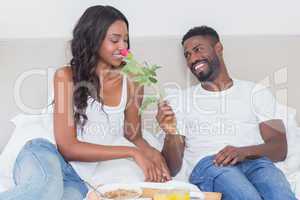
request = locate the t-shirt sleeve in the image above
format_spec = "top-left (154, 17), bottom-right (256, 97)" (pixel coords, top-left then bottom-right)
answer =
top-left (251, 86), bottom-right (277, 123)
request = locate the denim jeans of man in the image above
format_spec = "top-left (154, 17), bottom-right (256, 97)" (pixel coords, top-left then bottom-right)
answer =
top-left (0, 138), bottom-right (88, 200)
top-left (190, 155), bottom-right (297, 200)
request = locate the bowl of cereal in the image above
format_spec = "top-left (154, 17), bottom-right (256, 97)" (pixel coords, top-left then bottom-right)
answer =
top-left (87, 184), bottom-right (143, 200)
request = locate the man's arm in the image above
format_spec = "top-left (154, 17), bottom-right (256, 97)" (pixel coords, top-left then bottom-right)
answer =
top-left (245, 87), bottom-right (287, 161)
top-left (156, 101), bottom-right (186, 176)
top-left (242, 119), bottom-right (287, 161)
top-left (214, 119), bottom-right (287, 166)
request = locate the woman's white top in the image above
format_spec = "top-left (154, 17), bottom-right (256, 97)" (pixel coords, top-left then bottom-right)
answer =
top-left (70, 75), bottom-right (128, 181)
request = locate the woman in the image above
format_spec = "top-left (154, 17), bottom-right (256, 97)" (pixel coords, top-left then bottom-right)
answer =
top-left (0, 5), bottom-right (170, 200)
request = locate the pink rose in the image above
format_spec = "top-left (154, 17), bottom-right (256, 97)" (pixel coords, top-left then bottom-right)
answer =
top-left (120, 49), bottom-right (129, 57)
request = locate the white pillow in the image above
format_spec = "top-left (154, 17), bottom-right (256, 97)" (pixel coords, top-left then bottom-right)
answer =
top-left (0, 114), bottom-right (54, 191)
top-left (274, 103), bottom-right (300, 175)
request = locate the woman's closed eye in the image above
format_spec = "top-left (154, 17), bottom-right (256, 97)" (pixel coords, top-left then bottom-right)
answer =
top-left (110, 38), bottom-right (119, 43)
top-left (110, 37), bottom-right (128, 45)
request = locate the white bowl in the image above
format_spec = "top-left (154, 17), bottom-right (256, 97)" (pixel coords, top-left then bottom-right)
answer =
top-left (93, 183), bottom-right (143, 200)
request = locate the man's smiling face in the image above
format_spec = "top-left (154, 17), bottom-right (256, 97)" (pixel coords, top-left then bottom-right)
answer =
top-left (183, 35), bottom-right (220, 82)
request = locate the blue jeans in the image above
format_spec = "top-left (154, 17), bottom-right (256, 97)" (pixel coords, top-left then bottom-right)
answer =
top-left (0, 138), bottom-right (88, 200)
top-left (190, 155), bottom-right (296, 200)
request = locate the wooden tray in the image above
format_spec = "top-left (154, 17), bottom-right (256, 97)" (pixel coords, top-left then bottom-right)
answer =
top-left (87, 188), bottom-right (222, 200)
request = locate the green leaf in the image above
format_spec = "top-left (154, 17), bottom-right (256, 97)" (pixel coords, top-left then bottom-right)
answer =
top-left (149, 77), bottom-right (158, 83)
top-left (139, 96), bottom-right (158, 115)
top-left (122, 62), bottom-right (144, 75)
top-left (150, 65), bottom-right (161, 71)
top-left (133, 76), bottom-right (149, 85)
top-left (142, 68), bottom-right (152, 76)
top-left (121, 55), bottom-right (163, 113)
top-left (144, 68), bottom-right (157, 76)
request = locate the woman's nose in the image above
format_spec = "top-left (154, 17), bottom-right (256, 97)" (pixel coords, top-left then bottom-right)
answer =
top-left (119, 40), bottom-right (128, 50)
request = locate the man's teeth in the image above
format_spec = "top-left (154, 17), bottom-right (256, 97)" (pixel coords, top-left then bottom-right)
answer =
top-left (195, 63), bottom-right (206, 70)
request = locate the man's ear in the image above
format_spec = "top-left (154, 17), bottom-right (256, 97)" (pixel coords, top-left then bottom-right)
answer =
top-left (214, 42), bottom-right (223, 57)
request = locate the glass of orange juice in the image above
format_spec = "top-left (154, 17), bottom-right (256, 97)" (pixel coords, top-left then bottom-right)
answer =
top-left (153, 189), bottom-right (190, 200)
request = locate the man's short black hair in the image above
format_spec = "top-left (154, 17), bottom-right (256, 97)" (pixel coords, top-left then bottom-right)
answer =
top-left (182, 25), bottom-right (220, 45)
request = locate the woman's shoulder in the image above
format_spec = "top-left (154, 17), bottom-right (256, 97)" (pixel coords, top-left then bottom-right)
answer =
top-left (54, 66), bottom-right (73, 82)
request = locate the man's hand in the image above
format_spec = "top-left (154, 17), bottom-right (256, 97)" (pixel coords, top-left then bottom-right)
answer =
top-left (144, 147), bottom-right (171, 182)
top-left (156, 101), bottom-right (185, 177)
top-left (214, 145), bottom-right (247, 166)
top-left (156, 101), bottom-right (177, 135)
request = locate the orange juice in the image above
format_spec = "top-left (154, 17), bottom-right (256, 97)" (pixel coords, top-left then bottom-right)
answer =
top-left (153, 190), bottom-right (190, 200)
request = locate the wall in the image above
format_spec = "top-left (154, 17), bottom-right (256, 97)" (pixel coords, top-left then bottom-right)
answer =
top-left (0, 0), bottom-right (300, 38)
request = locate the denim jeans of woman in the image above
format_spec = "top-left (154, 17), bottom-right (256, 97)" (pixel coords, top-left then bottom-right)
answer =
top-left (0, 138), bottom-right (88, 200)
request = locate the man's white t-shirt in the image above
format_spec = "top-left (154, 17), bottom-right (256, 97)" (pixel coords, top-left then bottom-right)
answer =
top-left (165, 79), bottom-right (279, 174)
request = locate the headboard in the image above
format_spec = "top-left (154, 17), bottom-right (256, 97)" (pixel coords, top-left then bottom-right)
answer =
top-left (0, 36), bottom-right (299, 151)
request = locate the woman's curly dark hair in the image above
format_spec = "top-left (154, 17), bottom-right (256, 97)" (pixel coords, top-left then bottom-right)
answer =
top-left (70, 5), bottom-right (129, 128)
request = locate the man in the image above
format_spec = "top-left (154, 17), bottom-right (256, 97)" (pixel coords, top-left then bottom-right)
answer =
top-left (156, 26), bottom-right (296, 200)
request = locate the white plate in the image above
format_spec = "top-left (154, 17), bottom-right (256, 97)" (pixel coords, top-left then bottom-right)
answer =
top-left (95, 183), bottom-right (143, 200)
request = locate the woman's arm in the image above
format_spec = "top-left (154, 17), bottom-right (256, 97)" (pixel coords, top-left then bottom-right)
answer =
top-left (123, 78), bottom-right (150, 148)
top-left (124, 78), bottom-right (171, 181)
top-left (53, 67), bottom-right (139, 162)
